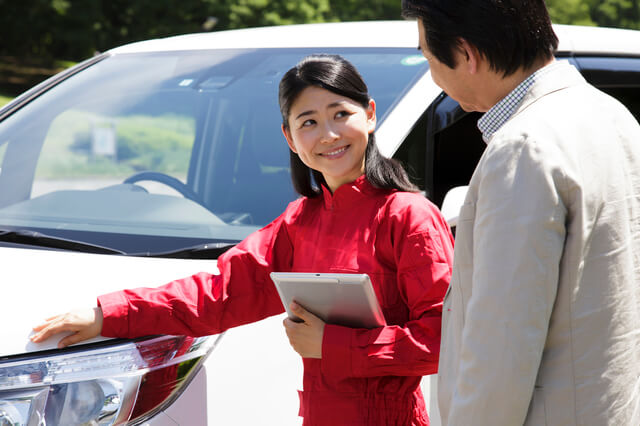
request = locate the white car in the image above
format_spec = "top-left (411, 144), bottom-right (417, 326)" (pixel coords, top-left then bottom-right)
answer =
top-left (1, 21), bottom-right (640, 426)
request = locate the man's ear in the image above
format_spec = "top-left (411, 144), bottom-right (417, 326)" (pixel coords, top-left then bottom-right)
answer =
top-left (458, 39), bottom-right (481, 74)
top-left (281, 124), bottom-right (297, 153)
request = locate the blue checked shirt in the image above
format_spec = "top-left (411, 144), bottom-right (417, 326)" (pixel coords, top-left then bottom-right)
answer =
top-left (477, 61), bottom-right (564, 143)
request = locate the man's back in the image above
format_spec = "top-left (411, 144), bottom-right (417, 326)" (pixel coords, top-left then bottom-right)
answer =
top-left (511, 64), bottom-right (640, 425)
top-left (439, 61), bottom-right (640, 425)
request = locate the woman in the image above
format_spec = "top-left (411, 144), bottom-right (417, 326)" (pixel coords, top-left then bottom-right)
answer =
top-left (32, 54), bottom-right (454, 426)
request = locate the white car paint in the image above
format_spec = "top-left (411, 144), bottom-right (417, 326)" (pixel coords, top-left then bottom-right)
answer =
top-left (4, 248), bottom-right (216, 356)
top-left (108, 21), bottom-right (640, 57)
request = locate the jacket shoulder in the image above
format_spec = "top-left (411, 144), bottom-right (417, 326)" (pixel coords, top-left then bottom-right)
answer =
top-left (383, 191), bottom-right (450, 234)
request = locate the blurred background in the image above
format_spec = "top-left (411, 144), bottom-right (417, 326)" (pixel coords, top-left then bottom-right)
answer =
top-left (1, 0), bottom-right (639, 106)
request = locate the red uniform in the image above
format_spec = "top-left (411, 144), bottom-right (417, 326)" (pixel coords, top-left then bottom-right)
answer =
top-left (99, 176), bottom-right (454, 425)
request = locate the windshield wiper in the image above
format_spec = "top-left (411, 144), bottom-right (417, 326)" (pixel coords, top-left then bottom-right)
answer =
top-left (135, 242), bottom-right (236, 259)
top-left (0, 229), bottom-right (125, 255)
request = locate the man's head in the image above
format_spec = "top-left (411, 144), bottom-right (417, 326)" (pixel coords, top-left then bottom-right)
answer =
top-left (402, 0), bottom-right (558, 111)
top-left (402, 0), bottom-right (558, 77)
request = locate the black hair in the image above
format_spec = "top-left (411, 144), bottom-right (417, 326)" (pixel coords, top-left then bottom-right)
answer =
top-left (278, 54), bottom-right (419, 197)
top-left (401, 0), bottom-right (558, 77)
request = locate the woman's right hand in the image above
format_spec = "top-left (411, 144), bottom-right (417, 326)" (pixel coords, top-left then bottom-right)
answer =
top-left (31, 307), bottom-right (104, 348)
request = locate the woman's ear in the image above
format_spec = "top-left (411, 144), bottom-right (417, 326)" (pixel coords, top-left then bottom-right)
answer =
top-left (281, 124), bottom-right (297, 153)
top-left (366, 99), bottom-right (377, 134)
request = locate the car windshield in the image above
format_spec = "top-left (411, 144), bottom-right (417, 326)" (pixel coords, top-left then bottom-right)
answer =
top-left (0, 47), bottom-right (428, 255)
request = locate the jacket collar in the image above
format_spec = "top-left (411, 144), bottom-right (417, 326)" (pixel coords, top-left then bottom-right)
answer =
top-left (481, 60), bottom-right (585, 144)
top-left (512, 60), bottom-right (586, 122)
top-left (320, 175), bottom-right (380, 210)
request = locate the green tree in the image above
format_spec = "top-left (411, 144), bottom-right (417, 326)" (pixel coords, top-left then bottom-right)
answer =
top-left (2, 0), bottom-right (639, 75)
top-left (328, 0), bottom-right (401, 21)
top-left (546, 0), bottom-right (596, 26)
top-left (588, 0), bottom-right (640, 29)
top-left (226, 0), bottom-right (331, 28)
top-left (547, 0), bottom-right (640, 29)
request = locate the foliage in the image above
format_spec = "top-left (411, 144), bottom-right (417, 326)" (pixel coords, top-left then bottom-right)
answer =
top-left (547, 0), bottom-right (639, 29)
top-left (0, 0), bottom-right (404, 64)
top-left (590, 0), bottom-right (640, 29)
top-left (0, 94), bottom-right (12, 108)
top-left (0, 0), bottom-right (637, 85)
top-left (328, 0), bottom-right (402, 22)
top-left (226, 0), bottom-right (331, 27)
top-left (546, 0), bottom-right (596, 26)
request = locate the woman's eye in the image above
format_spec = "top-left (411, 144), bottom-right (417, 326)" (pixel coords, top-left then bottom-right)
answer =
top-left (301, 119), bottom-right (315, 127)
top-left (335, 110), bottom-right (351, 119)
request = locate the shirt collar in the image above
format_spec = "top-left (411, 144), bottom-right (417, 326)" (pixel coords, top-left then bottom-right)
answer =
top-left (477, 61), bottom-right (563, 143)
top-left (320, 175), bottom-right (379, 210)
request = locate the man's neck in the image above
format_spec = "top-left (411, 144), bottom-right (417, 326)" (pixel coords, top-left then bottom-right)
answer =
top-left (484, 57), bottom-right (554, 110)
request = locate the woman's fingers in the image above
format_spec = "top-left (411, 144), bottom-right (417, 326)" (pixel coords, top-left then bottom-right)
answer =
top-left (30, 308), bottom-right (103, 347)
top-left (282, 303), bottom-right (324, 359)
top-left (32, 314), bottom-right (65, 331)
top-left (57, 330), bottom-right (91, 349)
top-left (31, 316), bottom-right (67, 342)
top-left (32, 317), bottom-right (59, 332)
top-left (289, 302), bottom-right (321, 324)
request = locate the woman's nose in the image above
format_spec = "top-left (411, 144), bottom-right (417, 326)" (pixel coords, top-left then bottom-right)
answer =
top-left (319, 122), bottom-right (339, 143)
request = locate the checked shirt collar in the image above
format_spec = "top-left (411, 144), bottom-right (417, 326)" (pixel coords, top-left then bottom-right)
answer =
top-left (477, 61), bottom-right (563, 143)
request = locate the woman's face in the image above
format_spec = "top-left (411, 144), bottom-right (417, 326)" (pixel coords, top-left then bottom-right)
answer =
top-left (282, 86), bottom-right (376, 193)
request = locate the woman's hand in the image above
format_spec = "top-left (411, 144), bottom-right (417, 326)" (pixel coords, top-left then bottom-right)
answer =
top-left (31, 307), bottom-right (104, 348)
top-left (283, 302), bottom-right (325, 359)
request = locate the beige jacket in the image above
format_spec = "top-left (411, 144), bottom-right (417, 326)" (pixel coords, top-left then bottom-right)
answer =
top-left (438, 62), bottom-right (640, 425)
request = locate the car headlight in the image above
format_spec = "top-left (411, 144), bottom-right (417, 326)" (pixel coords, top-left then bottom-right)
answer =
top-left (0, 334), bottom-right (221, 425)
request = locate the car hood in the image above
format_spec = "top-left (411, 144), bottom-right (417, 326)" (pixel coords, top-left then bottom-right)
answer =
top-left (2, 246), bottom-right (218, 357)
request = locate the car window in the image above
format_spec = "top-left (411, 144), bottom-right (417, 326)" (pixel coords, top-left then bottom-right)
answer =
top-left (575, 56), bottom-right (640, 123)
top-left (393, 93), bottom-right (483, 207)
top-left (0, 48), bottom-right (428, 255)
top-left (33, 81), bottom-right (197, 198)
top-left (394, 55), bottom-right (640, 209)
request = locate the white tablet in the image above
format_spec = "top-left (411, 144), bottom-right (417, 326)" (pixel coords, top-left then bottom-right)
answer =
top-left (270, 272), bottom-right (386, 329)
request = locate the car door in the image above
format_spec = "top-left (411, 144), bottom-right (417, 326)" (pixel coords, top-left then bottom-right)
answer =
top-left (393, 54), bottom-right (640, 213)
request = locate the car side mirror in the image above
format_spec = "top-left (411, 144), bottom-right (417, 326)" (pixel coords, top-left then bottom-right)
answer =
top-left (440, 186), bottom-right (468, 228)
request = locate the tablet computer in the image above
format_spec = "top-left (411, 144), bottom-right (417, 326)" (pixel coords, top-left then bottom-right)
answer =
top-left (270, 272), bottom-right (386, 329)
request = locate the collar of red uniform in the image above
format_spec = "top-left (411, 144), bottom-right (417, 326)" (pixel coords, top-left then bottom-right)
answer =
top-left (320, 175), bottom-right (380, 210)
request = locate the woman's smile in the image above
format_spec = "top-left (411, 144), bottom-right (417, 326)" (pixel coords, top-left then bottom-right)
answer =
top-left (319, 145), bottom-right (350, 158)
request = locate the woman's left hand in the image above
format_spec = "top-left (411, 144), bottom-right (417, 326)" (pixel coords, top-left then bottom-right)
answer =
top-left (283, 302), bottom-right (325, 359)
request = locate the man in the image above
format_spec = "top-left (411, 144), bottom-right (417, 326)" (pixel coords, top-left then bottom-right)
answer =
top-left (402, 1), bottom-right (640, 425)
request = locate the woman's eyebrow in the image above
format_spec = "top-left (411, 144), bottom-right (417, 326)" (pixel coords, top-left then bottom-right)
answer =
top-left (294, 101), bottom-right (349, 120)
top-left (295, 110), bottom-right (315, 120)
top-left (328, 101), bottom-right (347, 109)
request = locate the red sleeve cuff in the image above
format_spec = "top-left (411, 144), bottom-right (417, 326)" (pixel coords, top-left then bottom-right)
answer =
top-left (97, 291), bottom-right (131, 338)
top-left (321, 324), bottom-right (354, 379)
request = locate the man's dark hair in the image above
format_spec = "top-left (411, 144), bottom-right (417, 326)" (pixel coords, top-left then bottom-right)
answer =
top-left (279, 54), bottom-right (418, 197)
top-left (401, 0), bottom-right (558, 77)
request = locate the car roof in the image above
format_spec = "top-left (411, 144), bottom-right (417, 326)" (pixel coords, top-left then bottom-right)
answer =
top-left (109, 20), bottom-right (640, 57)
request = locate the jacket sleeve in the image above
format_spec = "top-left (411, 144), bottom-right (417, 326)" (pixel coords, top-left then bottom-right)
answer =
top-left (98, 209), bottom-right (295, 338)
top-left (445, 136), bottom-right (566, 426)
top-left (320, 198), bottom-right (454, 380)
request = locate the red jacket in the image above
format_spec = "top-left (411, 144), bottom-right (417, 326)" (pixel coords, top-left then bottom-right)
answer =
top-left (99, 176), bottom-right (454, 425)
